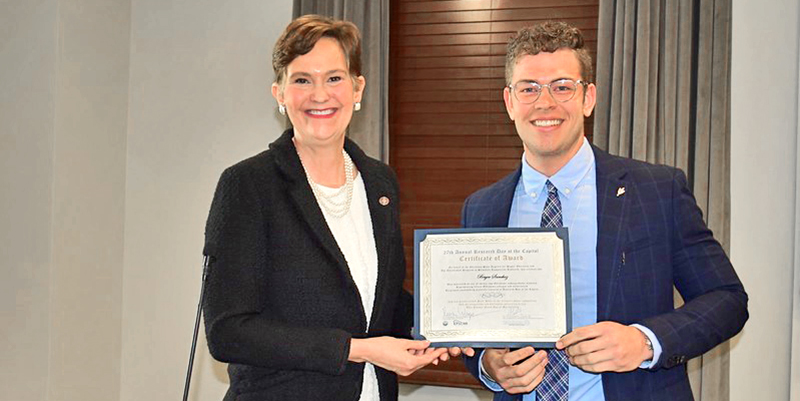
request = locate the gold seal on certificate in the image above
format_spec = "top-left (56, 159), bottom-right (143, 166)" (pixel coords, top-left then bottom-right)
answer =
top-left (413, 228), bottom-right (571, 348)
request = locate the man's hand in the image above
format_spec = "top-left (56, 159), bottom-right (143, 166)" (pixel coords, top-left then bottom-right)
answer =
top-left (482, 347), bottom-right (548, 394)
top-left (557, 321), bottom-right (654, 373)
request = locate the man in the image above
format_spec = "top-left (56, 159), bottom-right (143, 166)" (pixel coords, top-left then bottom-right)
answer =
top-left (461, 21), bottom-right (748, 401)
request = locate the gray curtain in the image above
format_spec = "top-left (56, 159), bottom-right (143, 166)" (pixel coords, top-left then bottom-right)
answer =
top-left (793, 98), bottom-right (800, 401)
top-left (593, 0), bottom-right (732, 400)
top-left (294, 0), bottom-right (390, 161)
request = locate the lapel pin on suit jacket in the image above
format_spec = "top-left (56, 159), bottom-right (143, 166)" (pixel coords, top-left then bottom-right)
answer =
top-left (379, 196), bottom-right (390, 206)
top-left (616, 186), bottom-right (626, 197)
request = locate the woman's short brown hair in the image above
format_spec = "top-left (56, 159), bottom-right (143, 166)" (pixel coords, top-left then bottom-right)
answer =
top-left (505, 21), bottom-right (593, 84)
top-left (272, 15), bottom-right (362, 86)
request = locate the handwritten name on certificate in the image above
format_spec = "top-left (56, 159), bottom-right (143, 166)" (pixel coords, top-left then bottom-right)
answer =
top-left (413, 228), bottom-right (571, 348)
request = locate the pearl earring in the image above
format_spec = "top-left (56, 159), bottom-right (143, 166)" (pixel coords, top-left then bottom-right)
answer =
top-left (278, 104), bottom-right (286, 115)
top-left (354, 102), bottom-right (361, 112)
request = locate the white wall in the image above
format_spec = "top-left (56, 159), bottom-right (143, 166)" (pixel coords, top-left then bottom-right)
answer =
top-left (0, 1), bottom-right (58, 400)
top-left (1, 0), bottom-right (130, 400)
top-left (48, 0), bottom-right (130, 400)
top-left (730, 1), bottom-right (799, 400)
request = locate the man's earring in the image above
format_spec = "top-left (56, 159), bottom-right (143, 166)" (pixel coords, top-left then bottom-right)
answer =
top-left (354, 102), bottom-right (361, 112)
top-left (278, 104), bottom-right (286, 115)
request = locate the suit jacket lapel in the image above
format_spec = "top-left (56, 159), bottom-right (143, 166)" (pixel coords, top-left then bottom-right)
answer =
top-left (479, 168), bottom-right (521, 227)
top-left (272, 130), bottom-right (353, 289)
top-left (593, 146), bottom-right (630, 321)
top-left (345, 139), bottom-right (396, 329)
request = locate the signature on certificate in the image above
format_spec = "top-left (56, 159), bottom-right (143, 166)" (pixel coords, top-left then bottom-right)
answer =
top-left (502, 306), bottom-right (537, 320)
top-left (442, 306), bottom-right (476, 321)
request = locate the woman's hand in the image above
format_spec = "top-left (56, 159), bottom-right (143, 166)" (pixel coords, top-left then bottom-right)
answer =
top-left (441, 346), bottom-right (476, 361)
top-left (349, 337), bottom-right (447, 376)
top-left (408, 346), bottom-right (476, 364)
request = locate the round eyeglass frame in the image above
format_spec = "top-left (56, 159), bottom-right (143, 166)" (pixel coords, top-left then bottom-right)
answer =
top-left (507, 79), bottom-right (588, 104)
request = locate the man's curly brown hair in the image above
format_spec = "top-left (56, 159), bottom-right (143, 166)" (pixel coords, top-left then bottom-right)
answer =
top-left (505, 21), bottom-right (593, 84)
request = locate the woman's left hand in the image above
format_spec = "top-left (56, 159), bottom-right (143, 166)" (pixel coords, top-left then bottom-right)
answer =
top-left (409, 346), bottom-right (475, 364)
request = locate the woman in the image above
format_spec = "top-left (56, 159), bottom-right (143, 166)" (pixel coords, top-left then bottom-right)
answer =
top-left (203, 15), bottom-right (445, 401)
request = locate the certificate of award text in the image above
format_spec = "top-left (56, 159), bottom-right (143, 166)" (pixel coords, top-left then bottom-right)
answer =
top-left (413, 228), bottom-right (571, 348)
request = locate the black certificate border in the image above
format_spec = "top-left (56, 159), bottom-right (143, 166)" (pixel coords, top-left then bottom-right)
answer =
top-left (412, 227), bottom-right (572, 349)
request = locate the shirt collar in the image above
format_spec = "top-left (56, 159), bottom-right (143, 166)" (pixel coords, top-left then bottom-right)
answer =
top-left (520, 137), bottom-right (595, 200)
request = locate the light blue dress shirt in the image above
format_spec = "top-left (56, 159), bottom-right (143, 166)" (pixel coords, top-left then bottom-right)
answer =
top-left (477, 138), bottom-right (661, 400)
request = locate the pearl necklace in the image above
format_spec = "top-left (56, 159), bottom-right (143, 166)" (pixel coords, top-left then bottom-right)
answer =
top-left (299, 149), bottom-right (355, 218)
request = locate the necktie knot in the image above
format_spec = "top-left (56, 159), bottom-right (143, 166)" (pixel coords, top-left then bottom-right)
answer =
top-left (540, 180), bottom-right (563, 229)
top-left (546, 180), bottom-right (558, 195)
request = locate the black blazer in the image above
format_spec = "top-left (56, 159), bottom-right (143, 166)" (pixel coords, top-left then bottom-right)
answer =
top-left (461, 146), bottom-right (748, 401)
top-left (203, 129), bottom-right (412, 401)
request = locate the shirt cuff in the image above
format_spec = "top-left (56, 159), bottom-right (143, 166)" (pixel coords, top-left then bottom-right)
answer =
top-left (631, 323), bottom-right (662, 369)
top-left (477, 349), bottom-right (504, 392)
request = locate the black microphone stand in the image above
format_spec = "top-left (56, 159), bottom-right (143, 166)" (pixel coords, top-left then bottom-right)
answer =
top-left (182, 255), bottom-right (213, 401)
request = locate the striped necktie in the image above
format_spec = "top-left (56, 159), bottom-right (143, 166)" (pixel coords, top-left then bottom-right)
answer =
top-left (537, 180), bottom-right (569, 401)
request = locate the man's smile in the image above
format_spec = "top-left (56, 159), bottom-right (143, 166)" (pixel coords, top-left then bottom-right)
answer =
top-left (532, 119), bottom-right (564, 127)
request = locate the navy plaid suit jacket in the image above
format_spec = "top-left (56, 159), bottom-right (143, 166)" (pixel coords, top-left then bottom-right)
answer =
top-left (461, 145), bottom-right (748, 401)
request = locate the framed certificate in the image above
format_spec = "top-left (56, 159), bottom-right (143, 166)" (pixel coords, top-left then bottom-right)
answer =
top-left (413, 228), bottom-right (571, 348)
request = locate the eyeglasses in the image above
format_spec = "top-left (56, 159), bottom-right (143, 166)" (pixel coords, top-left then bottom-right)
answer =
top-left (508, 79), bottom-right (588, 104)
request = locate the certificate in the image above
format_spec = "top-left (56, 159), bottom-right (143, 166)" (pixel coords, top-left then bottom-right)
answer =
top-left (413, 228), bottom-right (571, 348)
